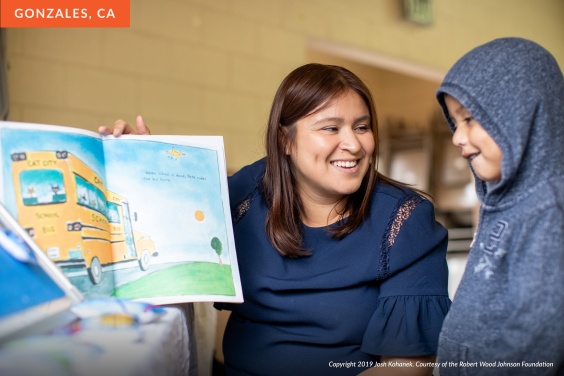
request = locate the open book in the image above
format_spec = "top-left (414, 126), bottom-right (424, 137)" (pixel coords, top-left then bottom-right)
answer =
top-left (0, 121), bottom-right (242, 305)
top-left (0, 201), bottom-right (82, 344)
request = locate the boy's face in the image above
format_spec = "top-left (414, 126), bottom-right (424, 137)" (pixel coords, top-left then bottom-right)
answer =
top-left (444, 95), bottom-right (502, 182)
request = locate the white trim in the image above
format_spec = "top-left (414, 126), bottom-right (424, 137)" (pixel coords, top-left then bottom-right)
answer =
top-left (307, 38), bottom-right (445, 83)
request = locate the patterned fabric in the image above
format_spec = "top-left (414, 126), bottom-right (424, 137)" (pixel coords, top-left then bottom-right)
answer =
top-left (380, 195), bottom-right (423, 279)
top-left (232, 179), bottom-right (261, 224)
top-left (216, 158), bottom-right (450, 376)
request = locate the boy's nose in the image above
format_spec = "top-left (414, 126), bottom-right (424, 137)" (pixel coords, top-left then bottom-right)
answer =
top-left (452, 125), bottom-right (467, 148)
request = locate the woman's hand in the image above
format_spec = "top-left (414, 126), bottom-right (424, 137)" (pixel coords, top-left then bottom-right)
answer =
top-left (98, 115), bottom-right (151, 137)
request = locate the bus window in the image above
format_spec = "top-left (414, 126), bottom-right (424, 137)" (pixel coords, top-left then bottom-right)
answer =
top-left (76, 181), bottom-right (89, 206)
top-left (74, 174), bottom-right (107, 218)
top-left (107, 202), bottom-right (120, 224)
top-left (19, 170), bottom-right (66, 205)
top-left (95, 189), bottom-right (107, 216)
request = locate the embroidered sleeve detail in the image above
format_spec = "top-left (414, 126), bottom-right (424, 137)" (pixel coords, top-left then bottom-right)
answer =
top-left (233, 178), bottom-right (262, 224)
top-left (234, 198), bottom-right (252, 223)
top-left (379, 195), bottom-right (424, 278)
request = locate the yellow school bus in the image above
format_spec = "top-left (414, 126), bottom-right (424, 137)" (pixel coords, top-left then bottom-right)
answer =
top-left (10, 150), bottom-right (157, 284)
top-left (106, 190), bottom-right (157, 273)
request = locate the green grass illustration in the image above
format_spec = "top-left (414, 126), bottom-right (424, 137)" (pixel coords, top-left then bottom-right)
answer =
top-left (113, 262), bottom-right (235, 298)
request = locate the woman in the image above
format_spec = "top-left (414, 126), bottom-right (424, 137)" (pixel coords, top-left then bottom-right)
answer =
top-left (101, 63), bottom-right (450, 375)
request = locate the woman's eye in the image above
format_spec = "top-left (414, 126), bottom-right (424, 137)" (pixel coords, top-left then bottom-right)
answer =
top-left (464, 116), bottom-right (474, 123)
top-left (323, 126), bottom-right (338, 132)
top-left (355, 125), bottom-right (370, 132)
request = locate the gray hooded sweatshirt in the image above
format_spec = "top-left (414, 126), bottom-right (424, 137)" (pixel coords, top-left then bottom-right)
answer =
top-left (435, 38), bottom-right (564, 375)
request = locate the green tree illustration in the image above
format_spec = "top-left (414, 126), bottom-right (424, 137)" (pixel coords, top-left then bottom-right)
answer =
top-left (211, 236), bottom-right (223, 266)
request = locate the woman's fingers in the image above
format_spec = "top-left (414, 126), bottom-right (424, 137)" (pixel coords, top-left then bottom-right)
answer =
top-left (98, 116), bottom-right (151, 136)
top-left (134, 115), bottom-right (151, 135)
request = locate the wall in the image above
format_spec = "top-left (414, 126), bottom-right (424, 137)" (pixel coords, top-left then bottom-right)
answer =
top-left (306, 49), bottom-right (441, 130)
top-left (5, 0), bottom-right (563, 173)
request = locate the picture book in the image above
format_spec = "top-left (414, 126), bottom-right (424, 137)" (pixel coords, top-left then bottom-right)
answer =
top-left (0, 121), bottom-right (242, 305)
top-left (0, 201), bottom-right (82, 344)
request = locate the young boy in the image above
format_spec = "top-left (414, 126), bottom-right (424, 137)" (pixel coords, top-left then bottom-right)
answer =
top-left (435, 37), bottom-right (564, 375)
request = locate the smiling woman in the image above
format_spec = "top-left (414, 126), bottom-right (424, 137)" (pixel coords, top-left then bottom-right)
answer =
top-left (287, 90), bottom-right (374, 227)
top-left (102, 63), bottom-right (451, 376)
top-left (262, 64), bottom-right (383, 258)
top-left (215, 63), bottom-right (451, 376)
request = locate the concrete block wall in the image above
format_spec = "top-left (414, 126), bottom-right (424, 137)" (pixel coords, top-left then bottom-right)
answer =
top-left (5, 0), bottom-right (564, 172)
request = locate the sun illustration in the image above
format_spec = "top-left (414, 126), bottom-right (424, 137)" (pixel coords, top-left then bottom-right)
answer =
top-left (166, 147), bottom-right (186, 160)
top-left (195, 210), bottom-right (205, 221)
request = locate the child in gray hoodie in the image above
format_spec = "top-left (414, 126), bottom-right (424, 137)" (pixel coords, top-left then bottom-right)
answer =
top-left (435, 37), bottom-right (564, 375)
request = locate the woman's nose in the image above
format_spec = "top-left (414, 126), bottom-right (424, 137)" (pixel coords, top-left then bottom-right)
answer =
top-left (339, 129), bottom-right (361, 152)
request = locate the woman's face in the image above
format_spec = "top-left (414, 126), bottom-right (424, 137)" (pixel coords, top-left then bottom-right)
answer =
top-left (286, 89), bottom-right (375, 203)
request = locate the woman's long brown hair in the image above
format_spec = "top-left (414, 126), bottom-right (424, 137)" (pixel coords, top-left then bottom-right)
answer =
top-left (263, 63), bottom-right (405, 258)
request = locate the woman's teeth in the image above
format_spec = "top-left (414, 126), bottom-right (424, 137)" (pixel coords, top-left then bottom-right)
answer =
top-left (332, 160), bottom-right (357, 168)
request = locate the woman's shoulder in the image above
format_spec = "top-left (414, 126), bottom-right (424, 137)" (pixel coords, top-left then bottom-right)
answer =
top-left (228, 158), bottom-right (266, 207)
top-left (372, 179), bottom-right (444, 247)
top-left (372, 180), bottom-right (432, 225)
top-left (373, 179), bottom-right (428, 207)
top-left (229, 158), bottom-right (265, 182)
top-left (371, 181), bottom-right (447, 277)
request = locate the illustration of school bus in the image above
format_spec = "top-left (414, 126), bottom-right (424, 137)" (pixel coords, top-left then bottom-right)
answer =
top-left (10, 150), bottom-right (158, 284)
top-left (106, 190), bottom-right (157, 273)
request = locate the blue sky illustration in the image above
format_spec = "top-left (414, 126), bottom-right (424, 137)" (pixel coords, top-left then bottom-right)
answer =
top-left (102, 138), bottom-right (230, 264)
top-left (0, 125), bottom-right (231, 266)
top-left (1, 127), bottom-right (104, 212)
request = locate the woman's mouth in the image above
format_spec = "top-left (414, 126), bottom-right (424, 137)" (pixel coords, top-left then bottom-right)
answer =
top-left (331, 160), bottom-right (358, 168)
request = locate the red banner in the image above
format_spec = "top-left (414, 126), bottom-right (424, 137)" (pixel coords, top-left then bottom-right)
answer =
top-left (0, 0), bottom-right (130, 28)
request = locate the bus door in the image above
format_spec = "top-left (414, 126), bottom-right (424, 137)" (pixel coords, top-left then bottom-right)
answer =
top-left (120, 201), bottom-right (137, 258)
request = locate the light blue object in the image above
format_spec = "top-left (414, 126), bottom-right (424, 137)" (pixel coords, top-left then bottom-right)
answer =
top-left (0, 229), bottom-right (65, 318)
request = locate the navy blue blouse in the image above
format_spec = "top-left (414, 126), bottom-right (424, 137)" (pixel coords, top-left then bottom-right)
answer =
top-left (216, 159), bottom-right (450, 375)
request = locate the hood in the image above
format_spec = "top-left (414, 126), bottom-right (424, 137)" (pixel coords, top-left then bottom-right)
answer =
top-left (436, 37), bottom-right (564, 206)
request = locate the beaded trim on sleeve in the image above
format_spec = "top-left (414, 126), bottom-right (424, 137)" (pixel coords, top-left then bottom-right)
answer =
top-left (379, 195), bottom-right (423, 278)
top-left (233, 179), bottom-right (262, 224)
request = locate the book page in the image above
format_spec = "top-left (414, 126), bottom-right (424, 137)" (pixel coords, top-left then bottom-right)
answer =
top-left (0, 121), bottom-right (242, 304)
top-left (0, 121), bottom-right (119, 299)
top-left (0, 202), bottom-right (82, 344)
top-left (101, 135), bottom-right (242, 304)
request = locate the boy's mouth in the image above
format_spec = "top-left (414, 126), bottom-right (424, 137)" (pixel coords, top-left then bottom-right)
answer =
top-left (465, 153), bottom-right (478, 162)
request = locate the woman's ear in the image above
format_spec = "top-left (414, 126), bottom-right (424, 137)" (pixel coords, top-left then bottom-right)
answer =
top-left (280, 126), bottom-right (292, 156)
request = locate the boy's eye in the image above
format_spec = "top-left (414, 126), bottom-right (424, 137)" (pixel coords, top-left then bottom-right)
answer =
top-left (464, 116), bottom-right (474, 123)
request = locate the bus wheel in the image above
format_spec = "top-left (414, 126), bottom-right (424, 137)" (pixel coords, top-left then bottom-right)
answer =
top-left (88, 257), bottom-right (103, 284)
top-left (139, 250), bottom-right (152, 271)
